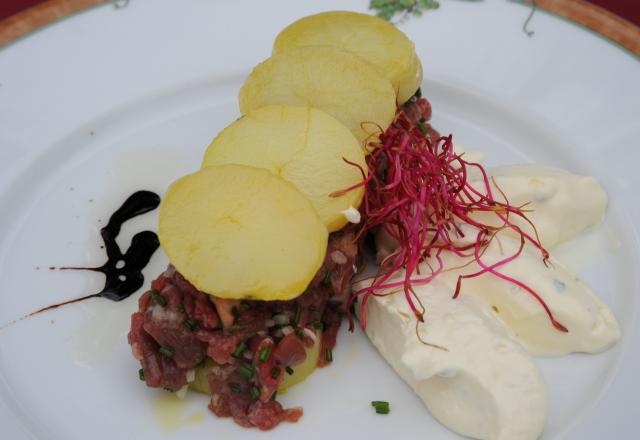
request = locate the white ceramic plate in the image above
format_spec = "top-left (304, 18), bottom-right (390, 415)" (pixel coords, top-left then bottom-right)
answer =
top-left (0, 1), bottom-right (638, 439)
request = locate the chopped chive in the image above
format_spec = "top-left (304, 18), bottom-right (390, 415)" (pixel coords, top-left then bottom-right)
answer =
top-left (285, 366), bottom-right (294, 375)
top-left (314, 322), bottom-right (324, 331)
top-left (194, 358), bottom-right (206, 369)
top-left (325, 348), bottom-right (333, 363)
top-left (178, 303), bottom-right (185, 313)
top-left (415, 88), bottom-right (422, 98)
top-left (417, 121), bottom-right (429, 136)
top-left (237, 363), bottom-right (254, 379)
top-left (371, 401), bottom-right (389, 407)
top-left (229, 382), bottom-right (241, 394)
top-left (271, 391), bottom-right (277, 401)
top-left (232, 342), bottom-right (247, 358)
top-left (138, 368), bottom-right (145, 381)
top-left (293, 306), bottom-right (302, 326)
top-left (228, 324), bottom-right (241, 332)
top-left (322, 269), bottom-right (332, 287)
top-left (371, 401), bottom-right (390, 414)
top-left (271, 367), bottom-right (281, 379)
top-left (231, 306), bottom-right (240, 319)
top-left (159, 347), bottom-right (173, 358)
top-left (151, 289), bottom-right (167, 307)
top-left (258, 346), bottom-right (271, 363)
top-left (250, 386), bottom-right (260, 400)
top-left (163, 387), bottom-right (174, 392)
top-left (184, 319), bottom-right (199, 332)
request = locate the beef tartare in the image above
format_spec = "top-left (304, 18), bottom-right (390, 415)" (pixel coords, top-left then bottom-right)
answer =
top-left (129, 230), bottom-right (358, 430)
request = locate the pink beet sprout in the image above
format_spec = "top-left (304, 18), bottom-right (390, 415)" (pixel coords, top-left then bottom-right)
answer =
top-left (338, 97), bottom-right (567, 334)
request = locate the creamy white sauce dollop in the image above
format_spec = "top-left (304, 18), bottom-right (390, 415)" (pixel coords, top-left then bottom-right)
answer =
top-left (360, 275), bottom-right (547, 440)
top-left (438, 228), bottom-right (621, 356)
top-left (364, 163), bottom-right (620, 439)
top-left (469, 165), bottom-right (607, 249)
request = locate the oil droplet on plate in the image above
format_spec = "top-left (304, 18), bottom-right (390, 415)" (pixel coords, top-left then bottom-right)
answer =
top-left (153, 391), bottom-right (204, 432)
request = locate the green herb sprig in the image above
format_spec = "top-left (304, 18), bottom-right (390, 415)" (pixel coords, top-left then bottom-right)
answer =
top-left (370, 0), bottom-right (440, 22)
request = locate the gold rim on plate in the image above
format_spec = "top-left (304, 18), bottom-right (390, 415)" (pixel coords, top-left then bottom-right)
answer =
top-left (0, 0), bottom-right (638, 56)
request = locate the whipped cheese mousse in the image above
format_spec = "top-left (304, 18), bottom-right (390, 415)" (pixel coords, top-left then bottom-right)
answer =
top-left (437, 228), bottom-right (621, 356)
top-left (468, 165), bottom-right (608, 249)
top-left (360, 273), bottom-right (547, 440)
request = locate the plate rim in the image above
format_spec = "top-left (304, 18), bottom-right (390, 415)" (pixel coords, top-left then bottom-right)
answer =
top-left (0, 0), bottom-right (639, 58)
top-left (0, 1), bottom-right (638, 439)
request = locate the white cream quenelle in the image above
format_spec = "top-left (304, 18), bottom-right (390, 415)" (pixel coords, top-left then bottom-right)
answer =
top-left (360, 274), bottom-right (547, 440)
top-left (436, 228), bottom-right (621, 356)
top-left (373, 164), bottom-right (619, 355)
top-left (467, 165), bottom-right (608, 249)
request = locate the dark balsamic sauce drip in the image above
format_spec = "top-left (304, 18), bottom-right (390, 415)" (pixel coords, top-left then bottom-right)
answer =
top-left (30, 191), bottom-right (161, 317)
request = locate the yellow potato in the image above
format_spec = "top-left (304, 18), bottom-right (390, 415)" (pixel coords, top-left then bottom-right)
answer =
top-left (189, 358), bottom-right (215, 394)
top-left (238, 46), bottom-right (396, 145)
top-left (159, 165), bottom-right (328, 301)
top-left (273, 11), bottom-right (423, 103)
top-left (278, 330), bottom-right (322, 392)
top-left (202, 105), bottom-right (366, 232)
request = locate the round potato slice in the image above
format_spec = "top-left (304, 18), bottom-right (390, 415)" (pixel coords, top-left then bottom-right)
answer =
top-left (278, 328), bottom-right (322, 392)
top-left (202, 105), bottom-right (366, 232)
top-left (238, 46), bottom-right (396, 145)
top-left (159, 165), bottom-right (328, 301)
top-left (273, 11), bottom-right (423, 103)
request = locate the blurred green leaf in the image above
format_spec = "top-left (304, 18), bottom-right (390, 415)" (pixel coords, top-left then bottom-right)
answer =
top-left (370, 0), bottom-right (440, 22)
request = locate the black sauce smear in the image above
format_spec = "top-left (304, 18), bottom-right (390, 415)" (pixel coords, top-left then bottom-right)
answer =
top-left (31, 191), bottom-right (160, 316)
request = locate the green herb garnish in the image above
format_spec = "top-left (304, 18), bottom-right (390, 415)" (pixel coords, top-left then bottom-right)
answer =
top-left (258, 346), bottom-right (271, 363)
top-left (293, 306), bottom-right (302, 325)
top-left (325, 348), bottom-right (333, 363)
top-left (151, 289), bottom-right (167, 307)
top-left (371, 400), bottom-right (391, 414)
top-left (184, 319), bottom-right (199, 332)
top-left (370, 0), bottom-right (440, 22)
top-left (322, 269), bottom-right (332, 287)
top-left (232, 342), bottom-right (247, 358)
top-left (237, 363), bottom-right (254, 379)
top-left (159, 347), bottom-right (173, 358)
top-left (417, 120), bottom-right (429, 136)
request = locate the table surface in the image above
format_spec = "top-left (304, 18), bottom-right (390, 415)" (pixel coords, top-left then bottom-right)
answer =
top-left (1, 0), bottom-right (640, 27)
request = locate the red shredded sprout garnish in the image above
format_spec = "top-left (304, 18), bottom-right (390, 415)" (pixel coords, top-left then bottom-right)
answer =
top-left (339, 96), bottom-right (568, 334)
